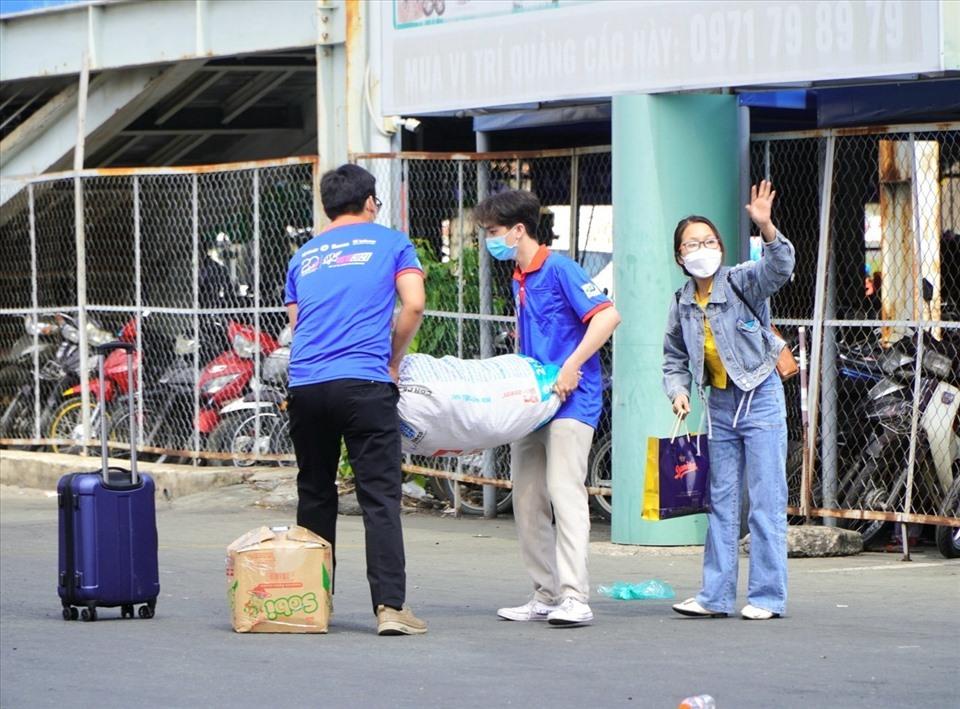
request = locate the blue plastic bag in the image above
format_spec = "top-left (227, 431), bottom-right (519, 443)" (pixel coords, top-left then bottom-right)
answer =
top-left (596, 580), bottom-right (676, 600)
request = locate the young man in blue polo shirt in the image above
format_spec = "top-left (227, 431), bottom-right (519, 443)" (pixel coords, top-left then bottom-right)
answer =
top-left (285, 164), bottom-right (427, 636)
top-left (475, 189), bottom-right (621, 626)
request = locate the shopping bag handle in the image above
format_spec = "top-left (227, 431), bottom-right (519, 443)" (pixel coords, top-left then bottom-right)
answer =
top-left (669, 412), bottom-right (690, 444)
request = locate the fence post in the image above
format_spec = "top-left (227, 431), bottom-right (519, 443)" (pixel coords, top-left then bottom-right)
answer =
top-left (820, 159), bottom-right (839, 520)
top-left (192, 174), bottom-right (200, 464)
top-left (74, 54), bottom-right (91, 453)
top-left (569, 153), bottom-right (579, 262)
top-left (805, 134), bottom-right (836, 523)
top-left (133, 175), bottom-right (143, 449)
top-left (253, 168), bottom-right (262, 460)
top-left (28, 183), bottom-right (40, 440)
top-left (402, 159), bottom-right (410, 234)
top-left (312, 159), bottom-right (322, 234)
top-left (900, 131), bottom-right (927, 561)
top-left (456, 160), bottom-right (465, 358)
top-left (476, 138), bottom-right (497, 518)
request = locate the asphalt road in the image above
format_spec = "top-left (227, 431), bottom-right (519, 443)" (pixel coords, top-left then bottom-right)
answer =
top-left (1, 483), bottom-right (957, 709)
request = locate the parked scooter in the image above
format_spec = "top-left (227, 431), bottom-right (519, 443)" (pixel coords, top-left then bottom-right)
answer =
top-left (0, 314), bottom-right (61, 442)
top-left (936, 475), bottom-right (960, 558)
top-left (15, 313), bottom-right (113, 450)
top-left (47, 315), bottom-right (139, 454)
top-left (206, 325), bottom-right (292, 467)
top-left (109, 319), bottom-right (280, 462)
top-left (837, 332), bottom-right (960, 548)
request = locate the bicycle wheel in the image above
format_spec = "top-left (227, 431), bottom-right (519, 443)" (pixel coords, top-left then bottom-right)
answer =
top-left (208, 411), bottom-right (282, 467)
top-left (48, 398), bottom-right (99, 455)
top-left (587, 433), bottom-right (612, 521)
top-left (441, 446), bottom-right (512, 515)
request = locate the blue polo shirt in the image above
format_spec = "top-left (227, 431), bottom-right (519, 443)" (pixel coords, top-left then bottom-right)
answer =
top-left (284, 222), bottom-right (423, 387)
top-left (512, 246), bottom-right (612, 427)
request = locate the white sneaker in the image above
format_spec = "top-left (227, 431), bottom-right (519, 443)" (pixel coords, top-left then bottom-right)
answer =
top-left (741, 604), bottom-right (780, 620)
top-left (497, 599), bottom-right (558, 622)
top-left (672, 598), bottom-right (728, 618)
top-left (547, 597), bottom-right (593, 626)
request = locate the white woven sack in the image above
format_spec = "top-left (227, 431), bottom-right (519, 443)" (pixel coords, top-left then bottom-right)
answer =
top-left (397, 353), bottom-right (560, 457)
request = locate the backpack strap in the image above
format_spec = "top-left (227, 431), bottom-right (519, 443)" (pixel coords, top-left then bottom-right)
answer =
top-left (726, 276), bottom-right (766, 326)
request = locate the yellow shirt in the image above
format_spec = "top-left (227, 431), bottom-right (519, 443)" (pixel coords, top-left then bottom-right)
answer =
top-left (694, 288), bottom-right (728, 390)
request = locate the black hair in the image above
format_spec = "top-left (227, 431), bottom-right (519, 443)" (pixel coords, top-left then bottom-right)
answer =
top-left (474, 189), bottom-right (541, 242)
top-left (320, 164), bottom-right (376, 220)
top-left (673, 215), bottom-right (726, 277)
top-left (536, 208), bottom-right (556, 247)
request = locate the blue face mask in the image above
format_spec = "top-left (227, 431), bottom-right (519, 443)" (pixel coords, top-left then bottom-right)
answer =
top-left (485, 229), bottom-right (518, 261)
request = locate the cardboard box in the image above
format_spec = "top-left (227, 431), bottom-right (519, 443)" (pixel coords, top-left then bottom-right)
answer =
top-left (226, 525), bottom-right (333, 633)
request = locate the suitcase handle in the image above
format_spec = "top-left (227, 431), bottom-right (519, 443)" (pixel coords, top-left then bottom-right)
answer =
top-left (98, 346), bottom-right (138, 485)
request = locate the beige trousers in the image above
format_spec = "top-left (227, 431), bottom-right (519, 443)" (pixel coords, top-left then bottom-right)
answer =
top-left (510, 417), bottom-right (594, 604)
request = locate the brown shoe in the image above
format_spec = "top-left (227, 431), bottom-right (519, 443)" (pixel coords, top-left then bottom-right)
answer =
top-left (376, 605), bottom-right (428, 636)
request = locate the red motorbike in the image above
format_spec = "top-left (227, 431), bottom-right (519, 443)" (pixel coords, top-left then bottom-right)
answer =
top-left (107, 319), bottom-right (280, 462)
top-left (46, 315), bottom-right (136, 453)
top-left (195, 320), bottom-right (281, 436)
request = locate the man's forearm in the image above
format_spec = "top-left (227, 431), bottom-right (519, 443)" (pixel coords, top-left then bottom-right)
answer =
top-left (565, 307), bottom-right (621, 369)
top-left (390, 306), bottom-right (423, 366)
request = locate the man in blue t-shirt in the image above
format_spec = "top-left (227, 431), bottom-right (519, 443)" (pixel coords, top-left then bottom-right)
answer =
top-left (475, 189), bottom-right (621, 627)
top-left (284, 163), bottom-right (427, 636)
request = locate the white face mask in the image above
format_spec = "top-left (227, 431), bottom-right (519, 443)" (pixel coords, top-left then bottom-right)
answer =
top-left (682, 248), bottom-right (722, 279)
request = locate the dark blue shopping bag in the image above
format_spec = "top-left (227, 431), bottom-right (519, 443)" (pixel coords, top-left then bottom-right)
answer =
top-left (641, 416), bottom-right (710, 520)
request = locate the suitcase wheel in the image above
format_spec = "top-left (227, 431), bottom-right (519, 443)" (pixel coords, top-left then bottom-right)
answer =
top-left (138, 604), bottom-right (155, 619)
top-left (61, 606), bottom-right (79, 621)
top-left (80, 607), bottom-right (97, 622)
top-left (121, 605), bottom-right (135, 619)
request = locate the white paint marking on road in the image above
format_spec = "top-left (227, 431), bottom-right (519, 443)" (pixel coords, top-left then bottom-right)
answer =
top-left (804, 561), bottom-right (954, 573)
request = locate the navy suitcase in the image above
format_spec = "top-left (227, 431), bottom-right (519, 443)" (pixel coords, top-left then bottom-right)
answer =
top-left (57, 342), bottom-right (159, 621)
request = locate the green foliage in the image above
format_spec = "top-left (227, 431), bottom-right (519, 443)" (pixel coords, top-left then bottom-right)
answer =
top-left (410, 238), bottom-right (506, 358)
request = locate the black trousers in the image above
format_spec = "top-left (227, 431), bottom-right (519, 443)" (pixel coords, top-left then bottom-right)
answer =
top-left (287, 379), bottom-right (406, 612)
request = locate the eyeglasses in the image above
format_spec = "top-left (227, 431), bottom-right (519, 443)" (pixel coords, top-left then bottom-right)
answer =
top-left (680, 238), bottom-right (721, 253)
top-left (373, 196), bottom-right (383, 209)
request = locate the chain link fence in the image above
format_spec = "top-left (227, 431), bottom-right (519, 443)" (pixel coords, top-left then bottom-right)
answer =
top-left (752, 123), bottom-right (960, 543)
top-left (354, 147), bottom-right (614, 516)
top-left (0, 158), bottom-right (315, 467)
top-left (3, 133), bottom-right (956, 535)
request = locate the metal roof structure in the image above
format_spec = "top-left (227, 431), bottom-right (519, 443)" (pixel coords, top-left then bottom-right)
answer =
top-left (0, 0), bottom-right (368, 184)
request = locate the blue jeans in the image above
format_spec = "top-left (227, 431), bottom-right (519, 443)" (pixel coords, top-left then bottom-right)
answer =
top-left (696, 373), bottom-right (788, 615)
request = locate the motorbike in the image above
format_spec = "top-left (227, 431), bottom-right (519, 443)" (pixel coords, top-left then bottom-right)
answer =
top-left (0, 314), bottom-right (61, 442)
top-left (206, 325), bottom-right (293, 467)
top-left (837, 332), bottom-right (960, 551)
top-left (46, 315), bottom-right (138, 454)
top-left (109, 319), bottom-right (280, 463)
top-left (8, 313), bottom-right (113, 451)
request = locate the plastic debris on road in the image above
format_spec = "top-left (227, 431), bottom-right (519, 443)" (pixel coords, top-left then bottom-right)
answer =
top-left (596, 579), bottom-right (676, 600)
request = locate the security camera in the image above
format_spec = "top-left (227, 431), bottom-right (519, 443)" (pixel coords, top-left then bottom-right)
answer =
top-left (386, 116), bottom-right (422, 134)
top-left (400, 117), bottom-right (422, 133)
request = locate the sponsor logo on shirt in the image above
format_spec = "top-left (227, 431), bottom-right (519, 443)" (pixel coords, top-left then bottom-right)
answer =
top-left (353, 238), bottom-right (377, 245)
top-left (332, 242), bottom-right (350, 249)
top-left (581, 282), bottom-right (603, 299)
top-left (319, 251), bottom-right (374, 268)
top-left (300, 255), bottom-right (320, 276)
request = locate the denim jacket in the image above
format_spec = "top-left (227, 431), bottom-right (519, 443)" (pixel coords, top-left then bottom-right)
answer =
top-left (662, 231), bottom-right (796, 403)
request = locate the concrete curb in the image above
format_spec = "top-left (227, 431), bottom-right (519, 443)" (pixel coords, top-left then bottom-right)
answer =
top-left (0, 449), bottom-right (281, 499)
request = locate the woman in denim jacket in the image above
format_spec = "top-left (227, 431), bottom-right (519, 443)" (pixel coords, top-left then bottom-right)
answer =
top-left (662, 180), bottom-right (795, 620)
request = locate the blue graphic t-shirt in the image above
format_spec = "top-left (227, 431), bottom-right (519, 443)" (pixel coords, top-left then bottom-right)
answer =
top-left (284, 222), bottom-right (423, 387)
top-left (512, 246), bottom-right (612, 427)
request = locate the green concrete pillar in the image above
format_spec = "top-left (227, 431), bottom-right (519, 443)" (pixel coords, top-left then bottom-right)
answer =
top-left (611, 94), bottom-right (739, 545)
